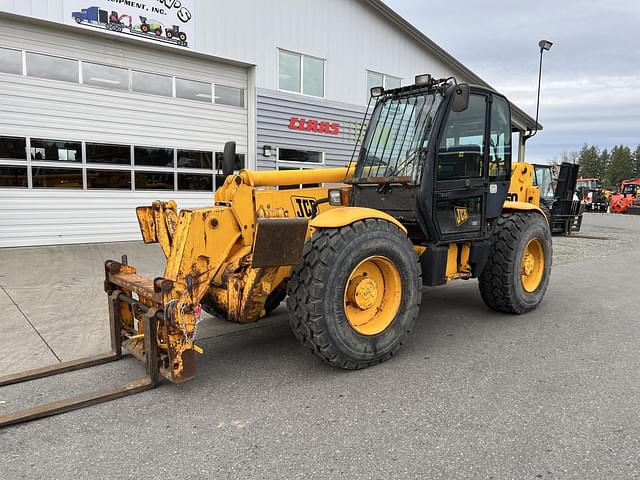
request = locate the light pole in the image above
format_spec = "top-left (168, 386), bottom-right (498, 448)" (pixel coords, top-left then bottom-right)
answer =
top-left (525, 39), bottom-right (553, 140)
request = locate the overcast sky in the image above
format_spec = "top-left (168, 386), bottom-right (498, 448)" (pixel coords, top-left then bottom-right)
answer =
top-left (385, 0), bottom-right (640, 163)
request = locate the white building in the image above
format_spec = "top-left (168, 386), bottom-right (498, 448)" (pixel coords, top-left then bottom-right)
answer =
top-left (0, 0), bottom-right (536, 247)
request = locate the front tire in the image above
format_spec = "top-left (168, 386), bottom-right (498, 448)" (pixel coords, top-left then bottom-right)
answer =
top-left (287, 219), bottom-right (421, 369)
top-left (479, 212), bottom-right (552, 314)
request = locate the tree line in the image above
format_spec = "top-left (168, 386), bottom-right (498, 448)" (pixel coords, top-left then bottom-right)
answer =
top-left (564, 144), bottom-right (640, 187)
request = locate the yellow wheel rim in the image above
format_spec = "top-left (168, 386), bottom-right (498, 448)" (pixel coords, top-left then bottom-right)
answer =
top-left (343, 256), bottom-right (402, 336)
top-left (521, 238), bottom-right (545, 293)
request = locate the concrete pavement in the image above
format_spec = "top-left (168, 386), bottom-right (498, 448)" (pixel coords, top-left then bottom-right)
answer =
top-left (0, 213), bottom-right (639, 479)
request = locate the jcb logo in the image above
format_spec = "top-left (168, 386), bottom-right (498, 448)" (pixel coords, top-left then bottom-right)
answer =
top-left (291, 196), bottom-right (316, 218)
top-left (454, 206), bottom-right (469, 226)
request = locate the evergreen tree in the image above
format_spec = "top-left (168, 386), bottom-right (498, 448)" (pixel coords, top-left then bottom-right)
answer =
top-left (577, 143), bottom-right (600, 178)
top-left (606, 145), bottom-right (634, 187)
top-left (597, 148), bottom-right (609, 181)
top-left (632, 145), bottom-right (640, 179)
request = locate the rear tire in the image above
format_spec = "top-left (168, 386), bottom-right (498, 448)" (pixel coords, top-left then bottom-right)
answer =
top-left (479, 212), bottom-right (552, 314)
top-left (287, 219), bottom-right (421, 369)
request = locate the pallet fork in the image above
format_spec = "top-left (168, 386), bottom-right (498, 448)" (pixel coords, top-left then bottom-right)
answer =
top-left (0, 272), bottom-right (161, 428)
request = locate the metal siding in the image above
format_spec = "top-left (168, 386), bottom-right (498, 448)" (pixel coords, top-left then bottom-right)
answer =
top-left (0, 17), bottom-right (248, 247)
top-left (0, 190), bottom-right (215, 247)
top-left (257, 88), bottom-right (366, 170)
top-left (0, 0), bottom-right (462, 104)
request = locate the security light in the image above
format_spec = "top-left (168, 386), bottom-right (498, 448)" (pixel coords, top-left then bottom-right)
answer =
top-left (538, 40), bottom-right (553, 52)
top-left (263, 145), bottom-right (272, 157)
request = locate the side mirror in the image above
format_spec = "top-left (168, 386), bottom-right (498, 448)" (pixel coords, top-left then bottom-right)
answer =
top-left (222, 141), bottom-right (236, 177)
top-left (452, 84), bottom-right (470, 112)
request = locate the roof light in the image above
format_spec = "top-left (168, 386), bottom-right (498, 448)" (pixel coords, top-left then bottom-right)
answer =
top-left (414, 74), bottom-right (432, 87)
top-left (370, 86), bottom-right (384, 98)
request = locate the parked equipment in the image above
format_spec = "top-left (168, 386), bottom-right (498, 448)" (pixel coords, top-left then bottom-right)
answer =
top-left (0, 77), bottom-right (553, 426)
top-left (576, 177), bottom-right (609, 212)
top-left (534, 163), bottom-right (583, 235)
top-left (610, 178), bottom-right (640, 214)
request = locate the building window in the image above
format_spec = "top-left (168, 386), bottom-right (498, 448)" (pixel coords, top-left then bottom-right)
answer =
top-left (26, 52), bottom-right (79, 83)
top-left (135, 172), bottom-right (174, 190)
top-left (0, 166), bottom-right (28, 187)
top-left (278, 50), bottom-right (325, 97)
top-left (134, 146), bottom-right (174, 168)
top-left (82, 62), bottom-right (129, 90)
top-left (86, 169), bottom-right (131, 190)
top-left (176, 78), bottom-right (212, 103)
top-left (131, 70), bottom-right (173, 97)
top-left (177, 150), bottom-right (213, 169)
top-left (276, 149), bottom-right (324, 190)
top-left (32, 167), bottom-right (83, 188)
top-left (0, 136), bottom-right (27, 160)
top-left (0, 47), bottom-right (22, 75)
top-left (178, 173), bottom-right (213, 191)
top-left (366, 70), bottom-right (402, 101)
top-left (31, 139), bottom-right (81, 162)
top-left (278, 148), bottom-right (323, 164)
top-left (214, 85), bottom-right (244, 107)
top-left (86, 143), bottom-right (131, 165)
top-left (385, 75), bottom-right (401, 89)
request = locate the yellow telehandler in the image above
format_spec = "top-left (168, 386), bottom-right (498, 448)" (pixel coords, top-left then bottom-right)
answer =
top-left (0, 75), bottom-right (550, 426)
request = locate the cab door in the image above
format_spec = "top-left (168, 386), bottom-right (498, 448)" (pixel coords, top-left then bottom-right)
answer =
top-left (431, 92), bottom-right (490, 241)
top-left (427, 92), bottom-right (512, 242)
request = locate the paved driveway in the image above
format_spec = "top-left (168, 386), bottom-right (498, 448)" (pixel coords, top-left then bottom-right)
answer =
top-left (1, 213), bottom-right (639, 479)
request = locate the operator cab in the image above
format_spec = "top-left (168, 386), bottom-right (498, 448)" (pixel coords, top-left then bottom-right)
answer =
top-left (347, 76), bottom-right (512, 245)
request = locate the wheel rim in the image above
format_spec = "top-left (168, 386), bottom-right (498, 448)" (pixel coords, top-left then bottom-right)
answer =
top-left (343, 256), bottom-right (402, 336)
top-left (521, 238), bottom-right (545, 292)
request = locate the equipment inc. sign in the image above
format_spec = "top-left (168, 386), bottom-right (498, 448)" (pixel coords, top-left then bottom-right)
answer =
top-left (63, 0), bottom-right (195, 48)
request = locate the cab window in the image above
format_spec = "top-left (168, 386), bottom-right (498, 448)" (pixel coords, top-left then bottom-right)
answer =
top-left (489, 96), bottom-right (511, 179)
top-left (437, 94), bottom-right (486, 181)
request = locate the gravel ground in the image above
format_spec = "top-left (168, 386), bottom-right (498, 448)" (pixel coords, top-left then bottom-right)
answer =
top-left (1, 212), bottom-right (640, 479)
top-left (553, 212), bottom-right (640, 265)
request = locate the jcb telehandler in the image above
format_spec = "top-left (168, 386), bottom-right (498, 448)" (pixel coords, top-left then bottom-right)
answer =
top-left (0, 76), bottom-right (551, 426)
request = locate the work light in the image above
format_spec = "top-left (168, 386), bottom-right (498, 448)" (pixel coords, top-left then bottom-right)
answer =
top-left (370, 86), bottom-right (384, 98)
top-left (414, 73), bottom-right (432, 87)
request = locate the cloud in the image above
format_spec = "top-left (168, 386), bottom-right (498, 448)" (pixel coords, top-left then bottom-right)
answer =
top-left (385, 0), bottom-right (640, 162)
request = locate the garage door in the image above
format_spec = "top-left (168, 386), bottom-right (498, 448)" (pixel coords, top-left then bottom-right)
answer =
top-left (0, 15), bottom-right (249, 247)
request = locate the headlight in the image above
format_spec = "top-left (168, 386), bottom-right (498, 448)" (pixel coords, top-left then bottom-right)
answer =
top-left (328, 188), bottom-right (351, 207)
top-left (328, 189), bottom-right (343, 206)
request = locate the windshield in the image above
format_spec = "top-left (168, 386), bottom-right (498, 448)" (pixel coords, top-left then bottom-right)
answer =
top-left (623, 184), bottom-right (639, 195)
top-left (534, 166), bottom-right (554, 200)
top-left (355, 92), bottom-right (442, 182)
top-left (577, 180), bottom-right (600, 190)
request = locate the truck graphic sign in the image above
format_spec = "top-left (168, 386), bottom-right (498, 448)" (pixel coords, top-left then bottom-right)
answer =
top-left (63, 0), bottom-right (195, 48)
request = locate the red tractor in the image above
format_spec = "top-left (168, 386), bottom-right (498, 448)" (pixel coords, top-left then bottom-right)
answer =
top-left (610, 178), bottom-right (640, 214)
